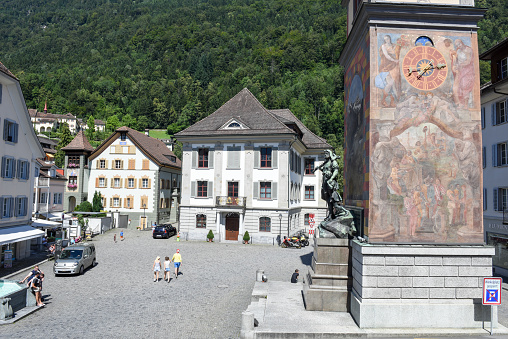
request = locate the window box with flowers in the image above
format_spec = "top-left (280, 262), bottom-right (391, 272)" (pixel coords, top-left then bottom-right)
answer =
top-left (67, 183), bottom-right (78, 189)
top-left (68, 163), bottom-right (79, 168)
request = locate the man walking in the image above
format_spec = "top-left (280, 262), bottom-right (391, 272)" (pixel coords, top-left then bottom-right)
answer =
top-left (172, 249), bottom-right (182, 279)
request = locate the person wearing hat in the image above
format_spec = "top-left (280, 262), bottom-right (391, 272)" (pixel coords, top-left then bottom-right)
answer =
top-left (153, 256), bottom-right (161, 282)
top-left (172, 249), bottom-right (182, 279)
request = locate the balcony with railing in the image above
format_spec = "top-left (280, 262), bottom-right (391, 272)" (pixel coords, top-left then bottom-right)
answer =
top-left (216, 196), bottom-right (246, 208)
top-left (36, 178), bottom-right (50, 187)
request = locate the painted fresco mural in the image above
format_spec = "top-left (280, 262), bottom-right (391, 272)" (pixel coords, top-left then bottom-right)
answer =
top-left (344, 32), bottom-right (370, 233)
top-left (368, 29), bottom-right (483, 243)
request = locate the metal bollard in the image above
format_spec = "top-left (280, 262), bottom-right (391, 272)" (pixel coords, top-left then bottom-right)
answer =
top-left (256, 269), bottom-right (264, 282)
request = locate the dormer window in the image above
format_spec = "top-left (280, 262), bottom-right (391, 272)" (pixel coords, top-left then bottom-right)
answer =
top-left (228, 122), bottom-right (240, 128)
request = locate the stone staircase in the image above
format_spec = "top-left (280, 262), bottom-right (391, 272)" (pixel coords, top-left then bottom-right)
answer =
top-left (303, 238), bottom-right (352, 312)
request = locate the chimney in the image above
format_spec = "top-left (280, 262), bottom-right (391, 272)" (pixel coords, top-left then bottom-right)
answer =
top-left (43, 101), bottom-right (48, 113)
top-left (145, 129), bottom-right (149, 136)
top-left (161, 138), bottom-right (175, 151)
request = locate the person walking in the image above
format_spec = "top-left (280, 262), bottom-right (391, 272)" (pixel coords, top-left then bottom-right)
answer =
top-left (114, 234), bottom-right (117, 243)
top-left (120, 230), bottom-right (124, 241)
top-left (172, 249), bottom-right (182, 279)
top-left (153, 256), bottom-right (161, 282)
top-left (163, 256), bottom-right (171, 282)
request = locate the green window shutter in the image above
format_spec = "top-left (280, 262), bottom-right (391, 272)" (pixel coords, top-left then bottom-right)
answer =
top-left (191, 181), bottom-right (196, 198)
top-left (208, 149), bottom-right (214, 169)
top-left (272, 147), bottom-right (278, 168)
top-left (272, 182), bottom-right (278, 200)
top-left (253, 182), bottom-right (259, 199)
top-left (207, 181), bottom-right (213, 198)
top-left (192, 149), bottom-right (197, 169)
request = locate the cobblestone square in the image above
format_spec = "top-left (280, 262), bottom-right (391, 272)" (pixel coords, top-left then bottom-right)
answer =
top-left (1, 229), bottom-right (313, 339)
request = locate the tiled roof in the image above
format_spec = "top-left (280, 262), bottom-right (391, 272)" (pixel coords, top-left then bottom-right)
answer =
top-left (43, 148), bottom-right (57, 154)
top-left (37, 136), bottom-right (59, 146)
top-left (29, 110), bottom-right (77, 120)
top-left (95, 119), bottom-right (105, 125)
top-left (91, 126), bottom-right (181, 168)
top-left (270, 109), bottom-right (331, 149)
top-left (61, 130), bottom-right (94, 152)
top-left (175, 88), bottom-right (296, 137)
top-left (176, 88), bottom-right (331, 150)
top-left (0, 61), bottom-right (18, 80)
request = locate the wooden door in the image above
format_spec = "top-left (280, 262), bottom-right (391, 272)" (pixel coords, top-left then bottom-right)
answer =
top-left (225, 214), bottom-right (239, 240)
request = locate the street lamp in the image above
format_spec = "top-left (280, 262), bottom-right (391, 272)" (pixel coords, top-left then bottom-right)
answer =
top-left (278, 213), bottom-right (282, 245)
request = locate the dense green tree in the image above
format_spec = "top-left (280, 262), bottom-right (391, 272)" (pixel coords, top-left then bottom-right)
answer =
top-left (85, 115), bottom-right (95, 141)
top-left (54, 123), bottom-right (73, 168)
top-left (92, 191), bottom-right (103, 212)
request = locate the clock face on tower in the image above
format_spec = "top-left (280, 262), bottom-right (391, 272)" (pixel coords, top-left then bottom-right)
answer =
top-left (402, 46), bottom-right (448, 90)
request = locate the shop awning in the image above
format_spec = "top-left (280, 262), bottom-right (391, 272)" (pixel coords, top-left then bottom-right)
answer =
top-left (0, 226), bottom-right (45, 246)
top-left (31, 219), bottom-right (62, 229)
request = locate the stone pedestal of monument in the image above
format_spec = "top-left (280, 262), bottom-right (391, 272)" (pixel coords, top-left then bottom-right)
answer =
top-left (303, 238), bottom-right (352, 312)
top-left (350, 240), bottom-right (497, 328)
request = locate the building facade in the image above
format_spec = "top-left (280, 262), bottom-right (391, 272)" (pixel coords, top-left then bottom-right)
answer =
top-left (0, 61), bottom-right (45, 267)
top-left (87, 126), bottom-right (181, 229)
top-left (175, 88), bottom-right (331, 243)
top-left (33, 159), bottom-right (66, 220)
top-left (30, 108), bottom-right (105, 134)
top-left (480, 37), bottom-right (508, 277)
top-left (62, 130), bottom-right (94, 212)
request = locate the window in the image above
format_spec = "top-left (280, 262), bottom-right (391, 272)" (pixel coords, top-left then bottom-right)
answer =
top-left (482, 107), bottom-right (486, 129)
top-left (114, 178), bottom-right (120, 188)
top-left (100, 160), bottom-right (105, 169)
top-left (115, 160), bottom-right (122, 169)
top-left (305, 158), bottom-right (315, 175)
top-left (494, 187), bottom-right (508, 212)
top-left (68, 156), bottom-right (80, 167)
top-left (40, 192), bottom-right (47, 204)
top-left (260, 182), bottom-right (271, 199)
top-left (113, 197), bottom-right (120, 207)
top-left (494, 100), bottom-right (508, 125)
top-left (304, 213), bottom-right (310, 226)
top-left (126, 197), bottom-right (132, 208)
top-left (142, 178), bottom-right (148, 188)
top-left (501, 57), bottom-right (508, 80)
top-left (99, 177), bottom-right (106, 187)
top-left (18, 160), bottom-right (29, 180)
top-left (69, 176), bottom-right (77, 184)
top-left (1, 197), bottom-right (14, 218)
top-left (197, 181), bottom-right (207, 197)
top-left (227, 122), bottom-right (240, 128)
top-left (228, 182), bottom-right (239, 197)
top-left (260, 148), bottom-right (272, 168)
top-left (16, 197), bottom-right (27, 216)
top-left (196, 214), bottom-right (206, 228)
top-left (305, 186), bottom-right (315, 200)
top-left (128, 178), bottom-right (134, 188)
top-left (53, 193), bottom-right (62, 204)
top-left (128, 159), bottom-right (135, 170)
top-left (120, 132), bottom-right (127, 141)
top-left (493, 142), bottom-right (508, 167)
top-left (1, 156), bottom-right (15, 178)
top-left (198, 148), bottom-right (209, 168)
top-left (142, 159), bottom-right (149, 170)
top-left (3, 119), bottom-right (18, 143)
top-left (259, 217), bottom-right (271, 232)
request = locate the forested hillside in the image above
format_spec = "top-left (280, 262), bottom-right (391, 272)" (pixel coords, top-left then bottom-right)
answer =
top-left (0, 0), bottom-right (506, 148)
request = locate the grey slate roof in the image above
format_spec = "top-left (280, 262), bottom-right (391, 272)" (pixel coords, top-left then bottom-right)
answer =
top-left (175, 88), bottom-right (331, 149)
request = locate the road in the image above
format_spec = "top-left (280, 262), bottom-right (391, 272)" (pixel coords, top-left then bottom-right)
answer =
top-left (1, 229), bottom-right (313, 339)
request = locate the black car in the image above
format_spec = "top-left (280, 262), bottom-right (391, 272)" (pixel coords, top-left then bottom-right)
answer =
top-left (152, 224), bottom-right (176, 239)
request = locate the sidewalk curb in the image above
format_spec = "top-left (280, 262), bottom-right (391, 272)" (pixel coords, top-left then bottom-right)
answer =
top-left (1, 259), bottom-right (49, 280)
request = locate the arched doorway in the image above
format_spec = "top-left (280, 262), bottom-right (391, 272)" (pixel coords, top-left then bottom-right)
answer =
top-left (225, 212), bottom-right (240, 241)
top-left (68, 196), bottom-right (76, 212)
top-left (40, 127), bottom-right (45, 133)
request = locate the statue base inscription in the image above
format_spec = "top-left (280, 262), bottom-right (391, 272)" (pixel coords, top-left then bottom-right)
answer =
top-left (303, 238), bottom-right (352, 312)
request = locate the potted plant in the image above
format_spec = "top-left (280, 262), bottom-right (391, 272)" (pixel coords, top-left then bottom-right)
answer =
top-left (243, 231), bottom-right (250, 244)
top-left (207, 230), bottom-right (214, 242)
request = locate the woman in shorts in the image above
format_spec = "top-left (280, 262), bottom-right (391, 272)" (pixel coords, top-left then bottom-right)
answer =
top-left (163, 256), bottom-right (171, 282)
top-left (152, 256), bottom-right (161, 282)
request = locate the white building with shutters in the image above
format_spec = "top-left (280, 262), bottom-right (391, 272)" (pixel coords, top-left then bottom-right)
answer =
top-left (175, 88), bottom-right (331, 243)
top-left (480, 38), bottom-right (508, 277)
top-left (0, 61), bottom-right (45, 264)
top-left (87, 126), bottom-right (181, 229)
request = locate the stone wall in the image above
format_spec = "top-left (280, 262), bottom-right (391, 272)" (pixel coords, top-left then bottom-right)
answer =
top-left (351, 240), bottom-right (496, 328)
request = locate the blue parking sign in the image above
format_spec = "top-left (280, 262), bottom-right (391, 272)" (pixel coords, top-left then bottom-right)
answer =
top-left (483, 278), bottom-right (502, 305)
